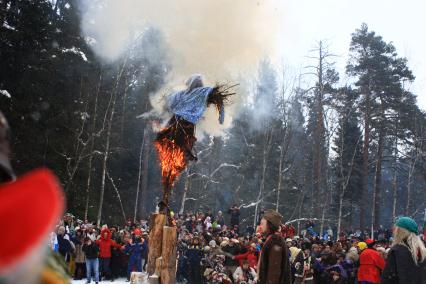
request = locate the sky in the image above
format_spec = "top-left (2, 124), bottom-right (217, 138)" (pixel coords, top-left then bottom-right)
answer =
top-left (276, 0), bottom-right (426, 109)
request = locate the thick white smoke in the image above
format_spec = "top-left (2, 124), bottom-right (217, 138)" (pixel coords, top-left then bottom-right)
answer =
top-left (78, 0), bottom-right (285, 137)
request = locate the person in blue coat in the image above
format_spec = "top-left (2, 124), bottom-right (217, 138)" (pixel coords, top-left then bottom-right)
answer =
top-left (124, 236), bottom-right (147, 281)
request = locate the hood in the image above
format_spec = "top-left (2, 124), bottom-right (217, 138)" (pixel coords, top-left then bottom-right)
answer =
top-left (101, 228), bottom-right (112, 240)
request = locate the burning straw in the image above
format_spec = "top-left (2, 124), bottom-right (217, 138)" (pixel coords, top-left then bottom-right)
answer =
top-left (154, 82), bottom-right (236, 213)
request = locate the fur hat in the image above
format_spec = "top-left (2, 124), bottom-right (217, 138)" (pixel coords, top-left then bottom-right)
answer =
top-left (263, 209), bottom-right (282, 228)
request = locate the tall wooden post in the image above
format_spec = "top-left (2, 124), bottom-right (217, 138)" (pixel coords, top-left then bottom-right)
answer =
top-left (147, 213), bottom-right (177, 284)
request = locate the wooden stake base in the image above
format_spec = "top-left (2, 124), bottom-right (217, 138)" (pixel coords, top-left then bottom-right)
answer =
top-left (147, 213), bottom-right (177, 284)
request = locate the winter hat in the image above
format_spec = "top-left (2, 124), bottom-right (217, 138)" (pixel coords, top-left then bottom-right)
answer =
top-left (357, 242), bottom-right (367, 251)
top-left (0, 169), bottom-right (64, 271)
top-left (365, 239), bottom-right (375, 247)
top-left (263, 209), bottom-right (282, 228)
top-left (209, 240), bottom-right (217, 248)
top-left (395, 216), bottom-right (418, 235)
top-left (134, 228), bottom-right (142, 236)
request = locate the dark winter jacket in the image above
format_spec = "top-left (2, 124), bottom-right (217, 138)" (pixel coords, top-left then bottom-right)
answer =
top-left (223, 244), bottom-right (240, 266)
top-left (258, 234), bottom-right (292, 284)
top-left (381, 244), bottom-right (426, 284)
top-left (294, 251), bottom-right (315, 281)
top-left (186, 245), bottom-right (203, 265)
top-left (228, 208), bottom-right (240, 227)
top-left (57, 234), bottom-right (73, 260)
top-left (82, 243), bottom-right (99, 259)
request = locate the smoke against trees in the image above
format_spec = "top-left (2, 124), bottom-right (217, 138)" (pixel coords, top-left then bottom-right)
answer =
top-left (1, 0), bottom-right (425, 234)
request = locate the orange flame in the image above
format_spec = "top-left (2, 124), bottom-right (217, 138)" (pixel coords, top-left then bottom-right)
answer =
top-left (154, 137), bottom-right (186, 188)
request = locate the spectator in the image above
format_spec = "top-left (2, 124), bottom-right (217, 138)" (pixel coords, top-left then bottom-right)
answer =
top-left (96, 228), bottom-right (122, 281)
top-left (82, 236), bottom-right (100, 284)
top-left (357, 239), bottom-right (385, 284)
top-left (381, 216), bottom-right (426, 284)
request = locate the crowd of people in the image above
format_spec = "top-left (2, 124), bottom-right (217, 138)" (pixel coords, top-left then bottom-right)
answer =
top-left (50, 207), bottom-right (426, 284)
top-left (51, 214), bottom-right (151, 283)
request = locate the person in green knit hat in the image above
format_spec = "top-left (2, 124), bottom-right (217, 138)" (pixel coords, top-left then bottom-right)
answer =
top-left (381, 216), bottom-right (426, 284)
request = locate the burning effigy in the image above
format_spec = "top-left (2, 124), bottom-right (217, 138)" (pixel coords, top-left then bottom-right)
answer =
top-left (154, 74), bottom-right (235, 213)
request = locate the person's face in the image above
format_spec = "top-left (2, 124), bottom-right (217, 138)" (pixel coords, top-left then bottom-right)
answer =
top-left (243, 263), bottom-right (249, 270)
top-left (87, 239), bottom-right (92, 245)
top-left (103, 232), bottom-right (108, 238)
top-left (260, 218), bottom-right (268, 233)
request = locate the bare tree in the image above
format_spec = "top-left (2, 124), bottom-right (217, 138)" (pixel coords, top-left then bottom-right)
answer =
top-left (97, 59), bottom-right (128, 227)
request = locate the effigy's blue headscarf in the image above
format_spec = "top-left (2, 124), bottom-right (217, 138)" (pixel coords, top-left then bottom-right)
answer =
top-left (167, 74), bottom-right (224, 124)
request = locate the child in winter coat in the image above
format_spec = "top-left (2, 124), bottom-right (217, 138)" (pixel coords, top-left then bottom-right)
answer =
top-left (124, 236), bottom-right (147, 281)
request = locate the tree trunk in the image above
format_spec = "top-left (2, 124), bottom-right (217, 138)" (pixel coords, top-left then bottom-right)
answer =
top-left (97, 91), bottom-right (117, 227)
top-left (179, 168), bottom-right (191, 215)
top-left (276, 145), bottom-right (284, 211)
top-left (96, 59), bottom-right (127, 227)
top-left (254, 126), bottom-right (273, 227)
top-left (360, 90), bottom-right (370, 229)
top-left (371, 125), bottom-right (384, 234)
top-left (337, 186), bottom-right (345, 236)
top-left (85, 72), bottom-right (101, 221)
top-left (391, 137), bottom-right (398, 222)
top-left (134, 131), bottom-right (146, 222)
top-left (406, 160), bottom-right (415, 215)
top-left (140, 127), bottom-right (151, 216)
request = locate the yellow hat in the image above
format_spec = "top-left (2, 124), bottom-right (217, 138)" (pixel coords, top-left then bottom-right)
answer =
top-left (357, 242), bottom-right (367, 250)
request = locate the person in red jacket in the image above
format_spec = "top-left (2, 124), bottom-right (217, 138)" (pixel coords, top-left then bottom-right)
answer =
top-left (233, 243), bottom-right (259, 269)
top-left (357, 239), bottom-right (385, 284)
top-left (96, 228), bottom-right (122, 281)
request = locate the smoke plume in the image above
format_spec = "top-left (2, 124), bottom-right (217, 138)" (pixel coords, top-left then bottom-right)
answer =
top-left (79, 0), bottom-right (285, 137)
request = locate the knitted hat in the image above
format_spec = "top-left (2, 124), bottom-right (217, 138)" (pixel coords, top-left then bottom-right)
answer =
top-left (263, 209), bottom-right (282, 228)
top-left (357, 242), bottom-right (367, 251)
top-left (395, 216), bottom-right (418, 234)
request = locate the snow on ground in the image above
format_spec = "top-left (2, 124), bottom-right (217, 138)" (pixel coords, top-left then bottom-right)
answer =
top-left (72, 273), bottom-right (150, 284)
top-left (72, 278), bottom-right (128, 284)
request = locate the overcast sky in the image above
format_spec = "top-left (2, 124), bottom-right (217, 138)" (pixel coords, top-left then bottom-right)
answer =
top-left (277, 0), bottom-right (426, 109)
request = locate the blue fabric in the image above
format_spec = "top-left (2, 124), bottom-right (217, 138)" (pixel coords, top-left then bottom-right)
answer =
top-left (168, 87), bottom-right (217, 124)
top-left (86, 258), bottom-right (99, 282)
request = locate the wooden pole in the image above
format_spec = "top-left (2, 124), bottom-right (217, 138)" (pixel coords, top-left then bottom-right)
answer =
top-left (147, 213), bottom-right (167, 275)
top-left (160, 226), bottom-right (177, 284)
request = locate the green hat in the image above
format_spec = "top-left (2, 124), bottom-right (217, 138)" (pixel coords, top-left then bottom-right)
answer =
top-left (395, 216), bottom-right (418, 234)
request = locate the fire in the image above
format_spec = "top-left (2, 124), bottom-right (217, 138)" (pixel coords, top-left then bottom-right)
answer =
top-left (154, 137), bottom-right (186, 188)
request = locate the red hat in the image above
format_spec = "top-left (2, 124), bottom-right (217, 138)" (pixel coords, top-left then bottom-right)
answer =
top-left (0, 169), bottom-right (64, 270)
top-left (134, 228), bottom-right (142, 236)
top-left (365, 239), bottom-right (375, 246)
